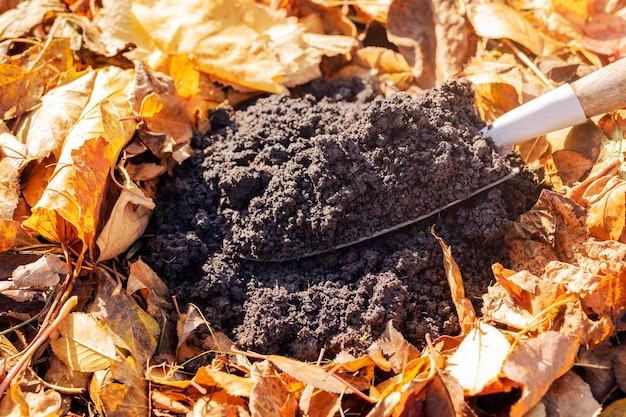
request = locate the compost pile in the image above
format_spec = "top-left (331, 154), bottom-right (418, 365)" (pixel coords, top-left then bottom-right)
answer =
top-left (143, 78), bottom-right (540, 361)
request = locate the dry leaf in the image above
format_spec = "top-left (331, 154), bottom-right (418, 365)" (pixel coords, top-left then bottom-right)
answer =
top-left (124, 0), bottom-right (355, 93)
top-left (367, 321), bottom-right (420, 374)
top-left (548, 149), bottom-right (594, 186)
top-left (503, 332), bottom-right (580, 417)
top-left (433, 229), bottom-right (477, 334)
top-left (17, 70), bottom-right (96, 162)
top-left (126, 258), bottom-right (171, 318)
top-left (11, 253), bottom-right (67, 288)
top-left (541, 370), bottom-right (599, 416)
top-left (298, 384), bottom-right (340, 417)
top-left (0, 0), bottom-right (66, 39)
top-left (91, 356), bottom-right (149, 417)
top-left (267, 354), bottom-right (349, 394)
top-left (96, 183), bottom-right (155, 261)
top-left (387, 0), bottom-right (466, 88)
top-left (447, 322), bottom-right (511, 396)
top-left (50, 312), bottom-right (118, 372)
top-left (250, 360), bottom-right (298, 417)
top-left (22, 66), bottom-right (135, 253)
top-left (194, 366), bottom-right (255, 397)
top-left (90, 269), bottom-right (160, 367)
top-left (0, 131), bottom-right (25, 221)
top-left (467, 2), bottom-right (552, 57)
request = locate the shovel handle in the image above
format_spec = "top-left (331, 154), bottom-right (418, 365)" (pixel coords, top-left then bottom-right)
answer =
top-left (482, 58), bottom-right (626, 149)
top-left (572, 58), bottom-right (626, 117)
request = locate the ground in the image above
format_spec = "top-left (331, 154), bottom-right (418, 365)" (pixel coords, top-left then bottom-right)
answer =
top-left (142, 78), bottom-right (541, 361)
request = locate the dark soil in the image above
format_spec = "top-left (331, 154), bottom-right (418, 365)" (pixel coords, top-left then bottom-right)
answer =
top-left (142, 78), bottom-right (540, 361)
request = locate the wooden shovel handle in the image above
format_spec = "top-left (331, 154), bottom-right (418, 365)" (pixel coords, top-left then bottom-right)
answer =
top-left (572, 58), bottom-right (626, 117)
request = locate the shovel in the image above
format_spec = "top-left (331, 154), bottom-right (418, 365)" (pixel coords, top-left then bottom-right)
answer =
top-left (234, 58), bottom-right (626, 262)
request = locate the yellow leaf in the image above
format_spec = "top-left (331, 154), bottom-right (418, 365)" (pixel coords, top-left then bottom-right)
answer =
top-left (91, 356), bottom-right (149, 417)
top-left (446, 322), bottom-right (511, 396)
top-left (50, 312), bottom-right (118, 372)
top-left (17, 71), bottom-right (96, 162)
top-left (22, 66), bottom-right (135, 253)
top-left (129, 0), bottom-right (355, 93)
top-left (467, 2), bottom-right (551, 57)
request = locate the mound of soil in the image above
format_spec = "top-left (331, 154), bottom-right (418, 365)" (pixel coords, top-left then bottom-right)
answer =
top-left (143, 78), bottom-right (540, 361)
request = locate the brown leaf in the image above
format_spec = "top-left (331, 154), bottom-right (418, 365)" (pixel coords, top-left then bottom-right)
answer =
top-left (503, 332), bottom-right (580, 417)
top-left (95, 183), bottom-right (155, 262)
top-left (425, 371), bottom-right (475, 417)
top-left (467, 2), bottom-right (552, 57)
top-left (549, 149), bottom-right (594, 187)
top-left (250, 360), bottom-right (298, 417)
top-left (267, 354), bottom-right (348, 394)
top-left (433, 229), bottom-right (477, 334)
top-left (0, 0), bottom-right (66, 40)
top-left (587, 180), bottom-right (626, 241)
top-left (0, 131), bottom-right (25, 221)
top-left (91, 356), bottom-right (149, 417)
top-left (541, 371), bottom-right (600, 416)
top-left (367, 321), bottom-right (420, 374)
top-left (90, 269), bottom-right (160, 367)
top-left (11, 253), bottom-right (67, 289)
top-left (127, 258), bottom-right (171, 318)
top-left (387, 0), bottom-right (466, 88)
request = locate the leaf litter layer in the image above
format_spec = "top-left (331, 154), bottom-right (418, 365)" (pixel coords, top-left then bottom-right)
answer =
top-left (143, 78), bottom-right (541, 361)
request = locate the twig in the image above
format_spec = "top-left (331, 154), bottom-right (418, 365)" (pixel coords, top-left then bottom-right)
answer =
top-left (0, 296), bottom-right (78, 397)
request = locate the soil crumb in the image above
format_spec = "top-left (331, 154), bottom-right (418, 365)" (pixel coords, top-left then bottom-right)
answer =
top-left (143, 78), bottom-right (540, 361)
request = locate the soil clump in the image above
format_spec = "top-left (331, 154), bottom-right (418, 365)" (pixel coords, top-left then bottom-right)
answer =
top-left (143, 78), bottom-right (540, 361)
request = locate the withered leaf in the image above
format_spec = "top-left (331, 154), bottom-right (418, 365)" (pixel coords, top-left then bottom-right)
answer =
top-left (447, 322), bottom-right (511, 396)
top-left (250, 360), bottom-right (298, 417)
top-left (503, 332), bottom-right (580, 417)
top-left (49, 312), bottom-right (117, 372)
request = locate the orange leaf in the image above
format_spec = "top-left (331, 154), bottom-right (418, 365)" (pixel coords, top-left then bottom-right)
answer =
top-left (587, 180), bottom-right (626, 241)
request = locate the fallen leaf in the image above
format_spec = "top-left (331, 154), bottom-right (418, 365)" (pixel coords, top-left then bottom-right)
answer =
top-left (96, 183), bottom-right (155, 262)
top-left (599, 398), bottom-right (626, 417)
top-left (503, 332), bottom-right (579, 417)
top-left (0, 0), bottom-right (66, 39)
top-left (298, 384), bottom-right (340, 417)
top-left (433, 229), bottom-right (477, 334)
top-left (126, 0), bottom-right (355, 93)
top-left (541, 370), bottom-right (600, 416)
top-left (267, 354), bottom-right (349, 394)
top-left (548, 149), bottom-right (595, 187)
top-left (250, 360), bottom-right (298, 417)
top-left (50, 311), bottom-right (118, 372)
top-left (22, 66), bottom-right (135, 253)
top-left (126, 258), bottom-right (171, 318)
top-left (90, 269), bottom-right (160, 367)
top-left (44, 352), bottom-right (90, 392)
top-left (11, 253), bottom-right (67, 288)
top-left (91, 356), bottom-right (149, 417)
top-left (0, 131), bottom-right (25, 221)
top-left (367, 321), bottom-right (420, 374)
top-left (467, 2), bottom-right (553, 57)
top-left (587, 179), bottom-right (626, 241)
top-left (194, 366), bottom-right (255, 397)
top-left (447, 322), bottom-right (511, 396)
top-left (387, 0), bottom-right (467, 88)
top-left (17, 70), bottom-right (96, 162)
